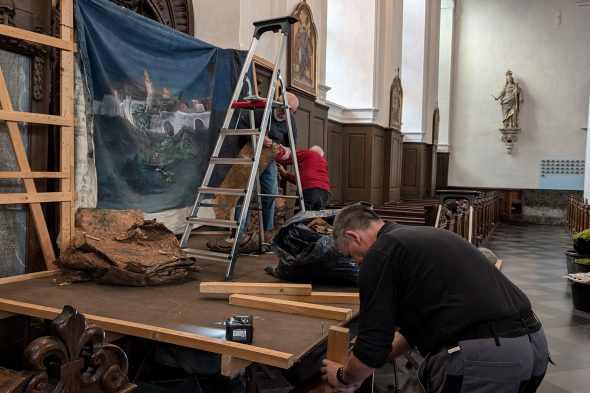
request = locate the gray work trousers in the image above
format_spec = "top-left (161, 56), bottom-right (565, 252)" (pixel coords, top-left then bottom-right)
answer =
top-left (418, 328), bottom-right (549, 393)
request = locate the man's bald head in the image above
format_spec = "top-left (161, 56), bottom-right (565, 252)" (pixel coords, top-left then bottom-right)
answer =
top-left (286, 92), bottom-right (299, 113)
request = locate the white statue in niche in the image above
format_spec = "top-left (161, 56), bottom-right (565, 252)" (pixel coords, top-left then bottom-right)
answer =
top-left (493, 69), bottom-right (524, 129)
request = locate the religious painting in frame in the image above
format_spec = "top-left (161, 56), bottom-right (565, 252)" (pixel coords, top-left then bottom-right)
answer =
top-left (288, 0), bottom-right (318, 97)
top-left (389, 68), bottom-right (403, 130)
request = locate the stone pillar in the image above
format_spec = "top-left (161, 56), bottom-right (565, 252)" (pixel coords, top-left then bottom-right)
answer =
top-left (437, 0), bottom-right (454, 153)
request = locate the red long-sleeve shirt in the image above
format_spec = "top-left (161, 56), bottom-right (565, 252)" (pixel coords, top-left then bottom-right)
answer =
top-left (275, 149), bottom-right (331, 193)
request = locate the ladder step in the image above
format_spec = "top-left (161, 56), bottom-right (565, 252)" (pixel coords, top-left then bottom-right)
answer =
top-left (220, 128), bottom-right (260, 136)
top-left (210, 158), bottom-right (254, 165)
top-left (232, 100), bottom-right (267, 109)
top-left (258, 194), bottom-right (300, 199)
top-left (199, 187), bottom-right (247, 196)
top-left (187, 217), bottom-right (240, 228)
top-left (183, 248), bottom-right (231, 262)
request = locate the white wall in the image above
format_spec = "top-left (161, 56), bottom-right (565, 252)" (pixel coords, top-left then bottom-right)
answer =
top-left (325, 0), bottom-right (375, 108)
top-left (449, 0), bottom-right (590, 188)
top-left (192, 0), bottom-right (327, 89)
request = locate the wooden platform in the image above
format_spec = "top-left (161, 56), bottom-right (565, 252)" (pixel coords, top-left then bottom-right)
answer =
top-left (0, 238), bottom-right (358, 370)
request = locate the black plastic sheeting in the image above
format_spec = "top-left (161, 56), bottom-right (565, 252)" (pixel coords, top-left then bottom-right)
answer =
top-left (265, 210), bottom-right (358, 286)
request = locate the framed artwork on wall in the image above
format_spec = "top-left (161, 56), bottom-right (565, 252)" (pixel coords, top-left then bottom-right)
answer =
top-left (287, 0), bottom-right (317, 97)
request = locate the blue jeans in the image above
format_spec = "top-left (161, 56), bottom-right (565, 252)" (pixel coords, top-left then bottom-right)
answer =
top-left (233, 161), bottom-right (277, 232)
top-left (259, 161), bottom-right (277, 231)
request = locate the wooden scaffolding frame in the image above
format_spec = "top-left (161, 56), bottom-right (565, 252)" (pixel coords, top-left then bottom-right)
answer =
top-left (0, 0), bottom-right (75, 270)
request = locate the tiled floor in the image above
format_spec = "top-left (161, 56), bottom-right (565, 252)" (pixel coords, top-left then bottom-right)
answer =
top-left (374, 223), bottom-right (590, 393)
top-left (487, 224), bottom-right (590, 393)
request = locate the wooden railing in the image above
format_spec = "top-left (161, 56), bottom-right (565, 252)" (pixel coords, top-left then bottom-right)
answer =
top-left (435, 190), bottom-right (500, 246)
top-left (566, 194), bottom-right (590, 234)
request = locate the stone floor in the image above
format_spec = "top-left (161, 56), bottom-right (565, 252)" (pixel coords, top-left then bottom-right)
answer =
top-left (373, 223), bottom-right (590, 393)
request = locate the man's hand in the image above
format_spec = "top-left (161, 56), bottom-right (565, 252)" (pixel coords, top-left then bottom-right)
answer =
top-left (277, 163), bottom-right (288, 177)
top-left (321, 360), bottom-right (362, 392)
top-left (280, 145), bottom-right (291, 159)
top-left (263, 136), bottom-right (273, 146)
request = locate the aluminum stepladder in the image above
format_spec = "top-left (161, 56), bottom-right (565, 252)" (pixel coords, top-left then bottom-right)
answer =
top-left (180, 16), bottom-right (306, 281)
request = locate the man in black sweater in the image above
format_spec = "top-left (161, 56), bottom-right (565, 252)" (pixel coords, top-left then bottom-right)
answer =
top-left (321, 203), bottom-right (549, 393)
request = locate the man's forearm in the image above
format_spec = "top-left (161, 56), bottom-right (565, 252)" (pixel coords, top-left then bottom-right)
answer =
top-left (387, 331), bottom-right (410, 362)
top-left (342, 353), bottom-right (374, 385)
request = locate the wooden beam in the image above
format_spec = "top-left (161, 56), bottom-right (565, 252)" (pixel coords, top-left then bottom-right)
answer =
top-left (0, 171), bottom-right (68, 179)
top-left (0, 270), bottom-right (57, 285)
top-left (60, 0), bottom-right (76, 253)
top-left (229, 294), bottom-right (352, 321)
top-left (200, 282), bottom-right (312, 295)
top-left (0, 298), bottom-right (296, 369)
top-left (0, 109), bottom-right (74, 126)
top-left (0, 24), bottom-right (76, 52)
top-left (0, 69), bottom-right (57, 269)
top-left (0, 192), bottom-right (72, 204)
top-left (221, 355), bottom-right (252, 378)
top-left (267, 291), bottom-right (359, 305)
top-left (323, 326), bottom-right (350, 393)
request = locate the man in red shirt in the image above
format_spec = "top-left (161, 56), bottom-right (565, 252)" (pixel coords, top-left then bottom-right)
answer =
top-left (275, 145), bottom-right (331, 210)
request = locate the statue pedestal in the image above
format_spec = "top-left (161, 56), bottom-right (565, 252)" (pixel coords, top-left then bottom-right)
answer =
top-left (499, 127), bottom-right (521, 154)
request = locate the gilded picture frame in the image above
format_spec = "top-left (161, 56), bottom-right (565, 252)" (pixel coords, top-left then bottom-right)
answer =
top-left (287, 0), bottom-right (318, 97)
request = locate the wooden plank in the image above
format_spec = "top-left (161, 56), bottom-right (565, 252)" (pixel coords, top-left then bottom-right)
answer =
top-left (200, 282), bottom-right (312, 295)
top-left (0, 298), bottom-right (296, 369)
top-left (267, 291), bottom-right (359, 305)
top-left (0, 69), bottom-right (57, 269)
top-left (0, 171), bottom-right (68, 179)
top-left (0, 271), bottom-right (57, 285)
top-left (229, 294), bottom-right (352, 321)
top-left (60, 0), bottom-right (75, 253)
top-left (322, 326), bottom-right (350, 393)
top-left (0, 192), bottom-right (72, 204)
top-left (221, 355), bottom-right (252, 378)
top-left (0, 109), bottom-right (74, 126)
top-left (0, 24), bottom-right (76, 52)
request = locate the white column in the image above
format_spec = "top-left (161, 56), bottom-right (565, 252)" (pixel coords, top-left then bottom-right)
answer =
top-left (437, 0), bottom-right (454, 152)
top-left (584, 93), bottom-right (590, 200)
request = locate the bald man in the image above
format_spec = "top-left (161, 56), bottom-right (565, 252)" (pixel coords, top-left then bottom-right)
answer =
top-left (258, 92), bottom-right (299, 239)
top-left (276, 145), bottom-right (331, 211)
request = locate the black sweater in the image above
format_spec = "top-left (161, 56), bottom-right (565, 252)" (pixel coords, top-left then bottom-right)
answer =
top-left (353, 222), bottom-right (532, 368)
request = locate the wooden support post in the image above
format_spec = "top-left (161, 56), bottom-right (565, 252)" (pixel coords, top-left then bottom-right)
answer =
top-left (60, 0), bottom-right (75, 253)
top-left (200, 282), bottom-right (312, 295)
top-left (221, 355), bottom-right (252, 378)
top-left (0, 69), bottom-right (57, 269)
top-left (229, 294), bottom-right (353, 321)
top-left (322, 326), bottom-right (350, 393)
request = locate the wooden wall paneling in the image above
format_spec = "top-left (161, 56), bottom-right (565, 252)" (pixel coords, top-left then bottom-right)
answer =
top-left (311, 116), bottom-right (325, 148)
top-left (343, 129), bottom-right (368, 202)
top-left (327, 121), bottom-right (343, 203)
top-left (371, 131), bottom-right (384, 204)
top-left (391, 130), bottom-right (403, 201)
top-left (382, 129), bottom-right (403, 203)
top-left (436, 152), bottom-right (450, 189)
top-left (401, 142), bottom-right (431, 198)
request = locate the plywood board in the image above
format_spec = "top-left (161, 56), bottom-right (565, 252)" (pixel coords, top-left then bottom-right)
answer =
top-left (229, 294), bottom-right (352, 321)
top-left (0, 297), bottom-right (295, 369)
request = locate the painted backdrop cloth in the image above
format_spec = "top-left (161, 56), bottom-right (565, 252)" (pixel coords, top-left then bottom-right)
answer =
top-left (75, 0), bottom-right (245, 232)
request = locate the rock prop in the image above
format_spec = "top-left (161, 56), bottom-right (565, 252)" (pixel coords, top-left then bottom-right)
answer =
top-left (56, 209), bottom-right (199, 286)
